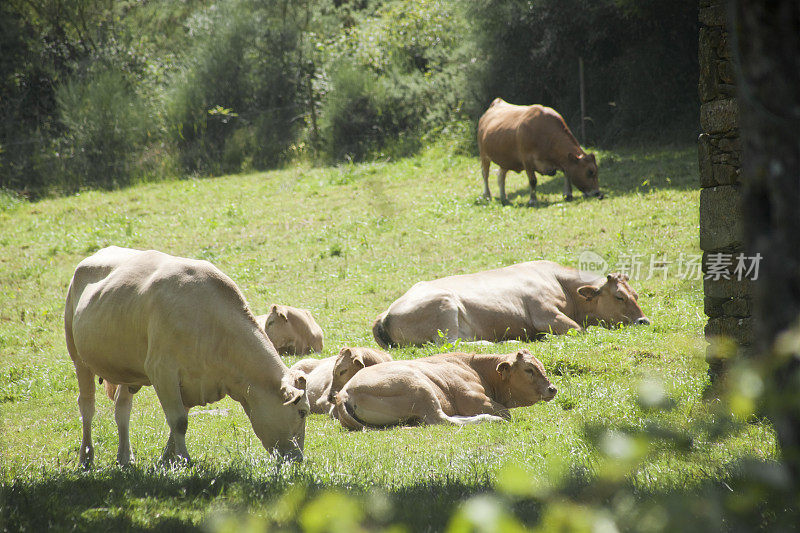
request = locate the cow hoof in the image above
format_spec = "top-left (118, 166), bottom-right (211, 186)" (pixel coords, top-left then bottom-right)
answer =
top-left (564, 195), bottom-right (573, 202)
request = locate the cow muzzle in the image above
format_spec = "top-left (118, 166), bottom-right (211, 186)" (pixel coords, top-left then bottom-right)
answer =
top-left (583, 190), bottom-right (604, 200)
top-left (277, 441), bottom-right (304, 462)
top-left (544, 385), bottom-right (557, 401)
top-left (635, 317), bottom-right (651, 326)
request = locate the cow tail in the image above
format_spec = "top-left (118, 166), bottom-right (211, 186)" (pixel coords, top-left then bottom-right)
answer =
top-left (372, 313), bottom-right (394, 349)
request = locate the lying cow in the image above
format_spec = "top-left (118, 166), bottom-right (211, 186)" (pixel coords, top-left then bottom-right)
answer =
top-left (477, 98), bottom-right (602, 206)
top-left (65, 246), bottom-right (309, 467)
top-left (333, 349), bottom-right (556, 429)
top-left (372, 261), bottom-right (649, 348)
top-left (290, 346), bottom-right (392, 414)
top-left (256, 304), bottom-right (324, 356)
top-left (328, 346), bottom-right (393, 405)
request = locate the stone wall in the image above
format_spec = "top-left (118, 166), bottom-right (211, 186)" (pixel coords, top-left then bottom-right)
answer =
top-left (698, 0), bottom-right (749, 377)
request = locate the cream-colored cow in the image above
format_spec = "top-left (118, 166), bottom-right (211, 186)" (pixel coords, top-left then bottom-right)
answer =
top-left (290, 346), bottom-right (392, 414)
top-left (333, 349), bottom-right (556, 429)
top-left (373, 261), bottom-right (650, 348)
top-left (65, 246), bottom-right (309, 467)
top-left (256, 304), bottom-right (324, 356)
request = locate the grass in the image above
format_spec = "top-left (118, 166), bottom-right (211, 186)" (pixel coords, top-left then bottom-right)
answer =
top-left (0, 141), bottom-right (778, 531)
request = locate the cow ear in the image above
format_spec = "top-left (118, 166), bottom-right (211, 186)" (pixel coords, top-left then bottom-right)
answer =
top-left (340, 347), bottom-right (352, 358)
top-left (278, 309), bottom-right (288, 321)
top-left (270, 304), bottom-right (278, 313)
top-left (294, 373), bottom-right (307, 391)
top-left (586, 153), bottom-right (596, 163)
top-left (352, 353), bottom-right (365, 369)
top-left (496, 361), bottom-right (512, 379)
top-left (515, 350), bottom-right (527, 361)
top-left (577, 285), bottom-right (600, 301)
top-left (282, 384), bottom-right (305, 406)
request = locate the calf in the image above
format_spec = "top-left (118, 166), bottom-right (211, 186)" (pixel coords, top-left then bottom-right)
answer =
top-left (334, 349), bottom-right (556, 429)
top-left (256, 304), bottom-right (324, 355)
top-left (290, 346), bottom-right (392, 415)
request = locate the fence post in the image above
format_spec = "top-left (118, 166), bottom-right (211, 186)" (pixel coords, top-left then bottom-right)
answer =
top-left (579, 56), bottom-right (586, 145)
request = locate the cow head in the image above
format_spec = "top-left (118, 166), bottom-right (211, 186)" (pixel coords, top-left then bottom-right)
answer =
top-left (263, 304), bottom-right (296, 355)
top-left (565, 152), bottom-right (603, 199)
top-left (577, 273), bottom-right (650, 327)
top-left (496, 349), bottom-right (557, 407)
top-left (327, 347), bottom-right (392, 403)
top-left (240, 375), bottom-right (309, 462)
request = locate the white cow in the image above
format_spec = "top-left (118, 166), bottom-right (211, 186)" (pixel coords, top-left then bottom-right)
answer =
top-left (65, 246), bottom-right (309, 467)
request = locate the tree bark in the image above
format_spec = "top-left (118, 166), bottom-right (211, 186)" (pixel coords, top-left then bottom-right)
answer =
top-left (734, 0), bottom-right (800, 483)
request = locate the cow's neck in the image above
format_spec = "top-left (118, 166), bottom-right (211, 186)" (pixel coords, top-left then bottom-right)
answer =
top-left (223, 319), bottom-right (291, 397)
top-left (467, 354), bottom-right (513, 406)
top-left (555, 270), bottom-right (604, 328)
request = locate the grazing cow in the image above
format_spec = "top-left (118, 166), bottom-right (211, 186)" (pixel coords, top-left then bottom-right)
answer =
top-left (65, 246), bottom-right (309, 467)
top-left (256, 304), bottom-right (324, 356)
top-left (333, 349), bottom-right (556, 429)
top-left (372, 261), bottom-right (650, 348)
top-left (477, 98), bottom-right (602, 206)
top-left (290, 346), bottom-right (392, 414)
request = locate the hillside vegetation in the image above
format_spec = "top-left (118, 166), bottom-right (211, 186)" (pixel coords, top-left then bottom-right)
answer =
top-left (0, 144), bottom-right (780, 531)
top-left (2, 0), bottom-right (698, 195)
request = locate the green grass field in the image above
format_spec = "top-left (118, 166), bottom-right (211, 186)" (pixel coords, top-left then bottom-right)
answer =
top-left (0, 142), bottom-right (777, 531)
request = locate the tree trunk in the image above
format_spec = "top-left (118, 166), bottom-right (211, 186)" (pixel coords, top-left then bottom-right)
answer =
top-left (734, 0), bottom-right (800, 484)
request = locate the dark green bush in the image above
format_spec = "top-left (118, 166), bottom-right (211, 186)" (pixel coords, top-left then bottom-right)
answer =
top-left (319, 65), bottom-right (423, 161)
top-left (165, 0), bottom-right (309, 175)
top-left (55, 69), bottom-right (153, 191)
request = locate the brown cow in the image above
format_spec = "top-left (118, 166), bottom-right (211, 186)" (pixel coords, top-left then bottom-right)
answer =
top-left (333, 349), bottom-right (556, 429)
top-left (256, 304), bottom-right (324, 356)
top-left (372, 260), bottom-right (649, 348)
top-left (477, 98), bottom-right (602, 206)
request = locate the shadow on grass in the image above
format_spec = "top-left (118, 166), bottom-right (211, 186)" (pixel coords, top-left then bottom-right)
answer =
top-left (2, 458), bottom-right (796, 532)
top-left (0, 465), bottom-right (529, 532)
top-left (481, 145), bottom-right (697, 207)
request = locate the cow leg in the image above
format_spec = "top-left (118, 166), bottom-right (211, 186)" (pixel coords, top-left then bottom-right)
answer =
top-left (481, 157), bottom-right (492, 199)
top-left (74, 361), bottom-right (96, 469)
top-left (497, 168), bottom-right (509, 205)
top-left (563, 175), bottom-right (573, 201)
top-left (524, 166), bottom-right (538, 206)
top-left (149, 364), bottom-right (190, 464)
top-left (547, 313), bottom-right (583, 335)
top-left (114, 385), bottom-right (135, 466)
top-left (422, 392), bottom-right (504, 425)
top-left (436, 298), bottom-right (461, 345)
